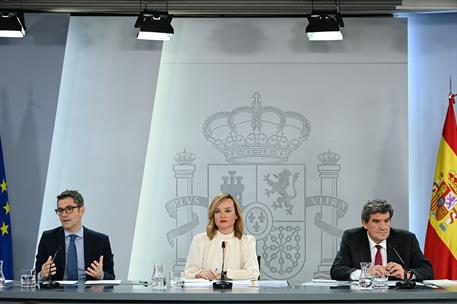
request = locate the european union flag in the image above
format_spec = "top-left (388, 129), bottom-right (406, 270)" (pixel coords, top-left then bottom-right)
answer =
top-left (0, 138), bottom-right (13, 279)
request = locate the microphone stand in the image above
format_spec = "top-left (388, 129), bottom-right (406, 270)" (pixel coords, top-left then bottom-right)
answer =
top-left (213, 241), bottom-right (233, 290)
top-left (39, 278), bottom-right (61, 289)
top-left (391, 246), bottom-right (416, 289)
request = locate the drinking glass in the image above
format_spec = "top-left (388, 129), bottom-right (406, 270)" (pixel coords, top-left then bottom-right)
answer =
top-left (20, 269), bottom-right (36, 288)
top-left (358, 262), bottom-right (373, 288)
top-left (168, 271), bottom-right (184, 288)
top-left (0, 260), bottom-right (5, 288)
top-left (373, 271), bottom-right (388, 288)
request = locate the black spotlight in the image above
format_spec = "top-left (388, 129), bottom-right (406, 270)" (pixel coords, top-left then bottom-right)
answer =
top-left (0, 11), bottom-right (26, 38)
top-left (134, 10), bottom-right (174, 41)
top-left (306, 13), bottom-right (344, 41)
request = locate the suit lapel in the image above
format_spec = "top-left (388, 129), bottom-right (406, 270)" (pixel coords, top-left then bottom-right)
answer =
top-left (56, 227), bottom-right (66, 280)
top-left (386, 232), bottom-right (400, 264)
top-left (83, 226), bottom-right (90, 271)
top-left (358, 230), bottom-right (372, 263)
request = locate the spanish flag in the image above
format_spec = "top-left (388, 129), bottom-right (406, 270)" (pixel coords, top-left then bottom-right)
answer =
top-left (424, 93), bottom-right (457, 279)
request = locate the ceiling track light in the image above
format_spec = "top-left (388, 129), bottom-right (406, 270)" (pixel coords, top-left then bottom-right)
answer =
top-left (0, 11), bottom-right (26, 38)
top-left (134, 10), bottom-right (174, 41)
top-left (306, 0), bottom-right (344, 41)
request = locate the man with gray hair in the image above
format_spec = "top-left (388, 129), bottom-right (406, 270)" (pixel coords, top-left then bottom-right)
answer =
top-left (330, 199), bottom-right (433, 281)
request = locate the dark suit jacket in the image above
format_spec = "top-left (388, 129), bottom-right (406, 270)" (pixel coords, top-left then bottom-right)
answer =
top-left (35, 226), bottom-right (115, 280)
top-left (330, 227), bottom-right (433, 281)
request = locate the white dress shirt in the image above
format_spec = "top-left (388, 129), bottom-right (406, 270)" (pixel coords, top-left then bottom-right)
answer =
top-left (349, 233), bottom-right (387, 280)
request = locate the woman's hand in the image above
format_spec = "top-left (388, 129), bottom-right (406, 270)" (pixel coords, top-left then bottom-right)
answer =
top-left (196, 269), bottom-right (219, 280)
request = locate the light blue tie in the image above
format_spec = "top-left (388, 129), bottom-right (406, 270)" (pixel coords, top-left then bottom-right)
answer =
top-left (67, 234), bottom-right (78, 280)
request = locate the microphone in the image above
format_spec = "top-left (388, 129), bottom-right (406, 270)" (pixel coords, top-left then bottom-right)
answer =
top-left (389, 245), bottom-right (416, 289)
top-left (213, 241), bottom-right (232, 290)
top-left (391, 246), bottom-right (406, 269)
top-left (221, 241), bottom-right (226, 281)
top-left (40, 246), bottom-right (62, 289)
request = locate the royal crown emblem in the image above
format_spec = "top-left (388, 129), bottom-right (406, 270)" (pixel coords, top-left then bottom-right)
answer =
top-left (202, 92), bottom-right (311, 164)
top-left (174, 149), bottom-right (196, 165)
top-left (318, 150), bottom-right (341, 165)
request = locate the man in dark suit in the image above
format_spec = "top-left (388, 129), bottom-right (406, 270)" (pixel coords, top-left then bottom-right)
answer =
top-left (330, 199), bottom-right (433, 281)
top-left (35, 190), bottom-right (115, 281)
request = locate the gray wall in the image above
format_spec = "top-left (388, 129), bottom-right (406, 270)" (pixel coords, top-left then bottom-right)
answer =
top-left (409, 13), bottom-right (457, 248)
top-left (0, 13), bottom-right (69, 278)
top-left (0, 12), bottom-right (455, 281)
top-left (37, 16), bottom-right (163, 281)
top-left (129, 17), bottom-right (408, 282)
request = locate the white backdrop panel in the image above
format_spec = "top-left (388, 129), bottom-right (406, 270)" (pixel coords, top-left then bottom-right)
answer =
top-left (38, 16), bottom-right (163, 280)
top-left (129, 17), bottom-right (407, 282)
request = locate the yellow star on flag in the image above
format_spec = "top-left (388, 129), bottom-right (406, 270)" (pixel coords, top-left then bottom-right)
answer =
top-left (1, 221), bottom-right (9, 236)
top-left (0, 179), bottom-right (6, 193)
top-left (3, 202), bottom-right (10, 215)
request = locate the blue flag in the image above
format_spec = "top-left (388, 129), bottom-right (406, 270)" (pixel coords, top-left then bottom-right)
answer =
top-left (0, 138), bottom-right (13, 279)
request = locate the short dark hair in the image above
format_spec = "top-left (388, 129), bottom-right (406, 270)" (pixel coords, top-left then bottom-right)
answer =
top-left (361, 199), bottom-right (394, 222)
top-left (57, 190), bottom-right (84, 207)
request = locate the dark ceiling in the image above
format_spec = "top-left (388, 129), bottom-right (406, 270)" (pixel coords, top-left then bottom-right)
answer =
top-left (0, 0), bottom-right (455, 16)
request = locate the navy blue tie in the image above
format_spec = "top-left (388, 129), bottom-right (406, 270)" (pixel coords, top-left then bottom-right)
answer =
top-left (67, 234), bottom-right (78, 280)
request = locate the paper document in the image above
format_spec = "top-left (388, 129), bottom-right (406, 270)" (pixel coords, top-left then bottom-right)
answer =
top-left (55, 280), bottom-right (78, 285)
top-left (255, 280), bottom-right (288, 288)
top-left (183, 278), bottom-right (208, 283)
top-left (85, 280), bottom-right (121, 285)
top-left (232, 280), bottom-right (255, 287)
top-left (183, 278), bottom-right (211, 288)
top-left (311, 279), bottom-right (339, 284)
top-left (303, 279), bottom-right (349, 287)
top-left (423, 280), bottom-right (457, 288)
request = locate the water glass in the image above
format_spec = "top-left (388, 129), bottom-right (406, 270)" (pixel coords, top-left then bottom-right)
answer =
top-left (373, 271), bottom-right (388, 289)
top-left (358, 262), bottom-right (373, 288)
top-left (20, 269), bottom-right (36, 288)
top-left (168, 271), bottom-right (184, 288)
top-left (0, 260), bottom-right (5, 288)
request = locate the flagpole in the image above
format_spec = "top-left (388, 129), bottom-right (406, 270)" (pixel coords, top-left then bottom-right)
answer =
top-left (450, 75), bottom-right (453, 96)
top-left (450, 75), bottom-right (456, 101)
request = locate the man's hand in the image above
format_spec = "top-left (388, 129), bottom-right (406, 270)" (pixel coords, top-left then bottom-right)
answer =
top-left (85, 255), bottom-right (104, 279)
top-left (41, 255), bottom-right (56, 280)
top-left (196, 269), bottom-right (219, 280)
top-left (369, 265), bottom-right (390, 277)
top-left (385, 262), bottom-right (406, 279)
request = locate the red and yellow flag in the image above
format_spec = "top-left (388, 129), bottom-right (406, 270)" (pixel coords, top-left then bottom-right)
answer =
top-left (424, 93), bottom-right (457, 279)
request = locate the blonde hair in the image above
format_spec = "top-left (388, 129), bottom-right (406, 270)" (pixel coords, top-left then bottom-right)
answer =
top-left (206, 193), bottom-right (244, 240)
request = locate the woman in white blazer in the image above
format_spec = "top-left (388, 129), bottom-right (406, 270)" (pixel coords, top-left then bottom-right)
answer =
top-left (184, 193), bottom-right (260, 281)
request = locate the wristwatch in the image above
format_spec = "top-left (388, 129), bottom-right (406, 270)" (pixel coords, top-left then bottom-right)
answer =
top-left (406, 270), bottom-right (413, 280)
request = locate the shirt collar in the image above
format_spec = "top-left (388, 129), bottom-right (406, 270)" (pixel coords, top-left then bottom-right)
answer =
top-left (216, 230), bottom-right (235, 240)
top-left (64, 226), bottom-right (84, 238)
top-left (367, 232), bottom-right (387, 250)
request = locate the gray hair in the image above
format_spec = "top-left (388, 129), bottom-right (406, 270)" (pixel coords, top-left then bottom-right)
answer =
top-left (361, 199), bottom-right (394, 222)
top-left (57, 190), bottom-right (84, 207)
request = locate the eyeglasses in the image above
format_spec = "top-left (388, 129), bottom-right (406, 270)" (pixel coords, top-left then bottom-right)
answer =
top-left (55, 205), bottom-right (80, 215)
